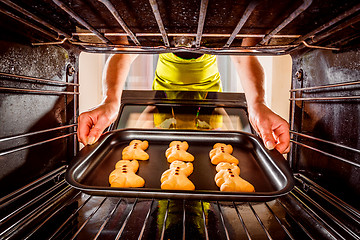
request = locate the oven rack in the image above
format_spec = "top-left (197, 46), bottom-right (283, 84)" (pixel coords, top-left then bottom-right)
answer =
top-left (288, 64), bottom-right (360, 210)
top-left (1, 0), bottom-right (359, 54)
top-left (0, 166), bottom-right (359, 240)
top-left (0, 70), bottom-right (79, 159)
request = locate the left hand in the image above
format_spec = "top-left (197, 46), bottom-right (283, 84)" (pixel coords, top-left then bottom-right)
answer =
top-left (248, 103), bottom-right (290, 154)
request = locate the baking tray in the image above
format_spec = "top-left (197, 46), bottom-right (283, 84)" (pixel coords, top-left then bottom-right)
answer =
top-left (66, 129), bottom-right (294, 201)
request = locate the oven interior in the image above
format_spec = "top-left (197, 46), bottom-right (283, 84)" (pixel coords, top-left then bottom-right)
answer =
top-left (0, 0), bottom-right (360, 239)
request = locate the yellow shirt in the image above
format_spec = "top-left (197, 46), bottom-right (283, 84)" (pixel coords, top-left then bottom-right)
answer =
top-left (151, 53), bottom-right (223, 130)
top-left (153, 53), bottom-right (222, 91)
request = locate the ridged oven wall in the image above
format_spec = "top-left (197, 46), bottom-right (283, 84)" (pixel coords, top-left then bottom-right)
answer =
top-left (0, 41), bottom-right (79, 197)
top-left (290, 48), bottom-right (360, 209)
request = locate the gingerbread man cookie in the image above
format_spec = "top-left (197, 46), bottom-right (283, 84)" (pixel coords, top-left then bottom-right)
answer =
top-left (209, 144), bottom-right (239, 165)
top-left (160, 161), bottom-right (195, 190)
top-left (115, 159), bottom-right (139, 171)
top-left (211, 143), bottom-right (233, 155)
top-left (169, 141), bottom-right (189, 150)
top-left (215, 162), bottom-right (240, 176)
top-left (215, 163), bottom-right (254, 192)
top-left (215, 172), bottom-right (255, 192)
top-left (122, 140), bottom-right (149, 161)
top-left (165, 141), bottom-right (194, 163)
top-left (109, 160), bottom-right (145, 188)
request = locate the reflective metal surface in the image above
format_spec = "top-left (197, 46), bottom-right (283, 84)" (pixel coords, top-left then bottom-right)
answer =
top-left (1, 169), bottom-right (359, 239)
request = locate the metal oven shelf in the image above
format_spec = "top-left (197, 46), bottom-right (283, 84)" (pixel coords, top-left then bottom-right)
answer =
top-left (0, 166), bottom-right (359, 239)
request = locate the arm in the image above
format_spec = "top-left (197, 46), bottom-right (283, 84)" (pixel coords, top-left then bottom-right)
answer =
top-left (230, 38), bottom-right (290, 154)
top-left (77, 52), bottom-right (138, 145)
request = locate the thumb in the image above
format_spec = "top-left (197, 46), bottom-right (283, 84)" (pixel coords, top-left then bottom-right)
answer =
top-left (259, 127), bottom-right (276, 150)
top-left (86, 117), bottom-right (111, 145)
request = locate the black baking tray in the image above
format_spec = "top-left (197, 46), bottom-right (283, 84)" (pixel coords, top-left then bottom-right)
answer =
top-left (66, 129), bottom-right (294, 201)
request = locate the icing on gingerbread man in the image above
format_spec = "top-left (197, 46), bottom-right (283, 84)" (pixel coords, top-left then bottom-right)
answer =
top-left (215, 162), bottom-right (254, 192)
top-left (109, 160), bottom-right (145, 188)
top-left (209, 143), bottom-right (239, 165)
top-left (166, 141), bottom-right (194, 163)
top-left (161, 161), bottom-right (195, 190)
top-left (122, 140), bottom-right (149, 161)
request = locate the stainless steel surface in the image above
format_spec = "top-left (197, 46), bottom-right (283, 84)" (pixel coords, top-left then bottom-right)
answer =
top-left (3, 169), bottom-right (359, 239)
top-left (0, 132), bottom-right (76, 157)
top-left (48, 194), bottom-right (93, 239)
top-left (290, 140), bottom-right (360, 169)
top-left (0, 86), bottom-right (79, 95)
top-left (293, 186), bottom-right (359, 239)
top-left (290, 49), bottom-right (360, 210)
top-left (289, 96), bottom-right (360, 101)
top-left (290, 80), bottom-right (360, 92)
top-left (0, 124), bottom-right (77, 143)
top-left (0, 72), bottom-right (79, 86)
top-left (72, 32), bottom-right (302, 38)
top-left (290, 131), bottom-right (360, 154)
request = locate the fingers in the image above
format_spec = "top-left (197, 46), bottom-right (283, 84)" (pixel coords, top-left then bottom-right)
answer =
top-left (77, 110), bottom-right (113, 145)
top-left (77, 113), bottom-right (93, 145)
top-left (258, 126), bottom-right (277, 151)
top-left (251, 116), bottom-right (290, 154)
top-left (273, 123), bottom-right (290, 154)
top-left (248, 104), bottom-right (290, 154)
top-left (87, 115), bottom-right (110, 145)
top-left (251, 116), bottom-right (276, 150)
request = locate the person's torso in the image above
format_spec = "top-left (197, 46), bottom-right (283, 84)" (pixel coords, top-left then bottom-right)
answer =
top-left (153, 52), bottom-right (222, 91)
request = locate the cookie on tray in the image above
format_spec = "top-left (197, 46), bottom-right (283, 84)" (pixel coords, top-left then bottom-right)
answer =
top-left (122, 140), bottom-right (149, 161)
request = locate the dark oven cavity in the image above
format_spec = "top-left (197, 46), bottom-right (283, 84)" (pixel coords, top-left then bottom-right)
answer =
top-left (0, 0), bottom-right (360, 239)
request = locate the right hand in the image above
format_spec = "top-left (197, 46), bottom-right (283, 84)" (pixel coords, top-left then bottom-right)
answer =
top-left (247, 103), bottom-right (290, 154)
top-left (77, 101), bottom-right (120, 145)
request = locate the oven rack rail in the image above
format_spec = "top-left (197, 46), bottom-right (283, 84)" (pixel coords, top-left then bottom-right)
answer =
top-left (288, 78), bottom-right (360, 172)
top-left (1, 0), bottom-right (359, 54)
top-left (0, 72), bottom-right (79, 96)
top-left (0, 71), bottom-right (79, 158)
top-left (0, 167), bottom-right (359, 239)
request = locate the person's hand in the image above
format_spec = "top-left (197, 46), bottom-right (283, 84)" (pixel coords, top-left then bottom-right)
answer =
top-left (77, 101), bottom-right (120, 145)
top-left (248, 103), bottom-right (290, 154)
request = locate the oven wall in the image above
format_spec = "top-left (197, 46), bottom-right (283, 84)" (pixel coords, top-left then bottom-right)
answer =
top-left (0, 40), bottom-right (79, 197)
top-left (290, 48), bottom-right (360, 208)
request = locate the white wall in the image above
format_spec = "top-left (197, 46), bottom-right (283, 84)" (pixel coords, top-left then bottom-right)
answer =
top-left (268, 55), bottom-right (292, 121)
top-left (258, 55), bottom-right (292, 121)
top-left (79, 52), bottom-right (106, 114)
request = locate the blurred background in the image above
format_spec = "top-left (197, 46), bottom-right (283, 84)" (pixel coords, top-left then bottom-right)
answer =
top-left (79, 53), bottom-right (292, 121)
